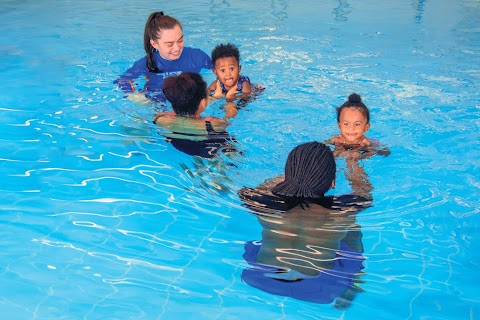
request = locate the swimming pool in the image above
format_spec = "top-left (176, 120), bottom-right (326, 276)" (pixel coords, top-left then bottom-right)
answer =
top-left (1, 0), bottom-right (479, 319)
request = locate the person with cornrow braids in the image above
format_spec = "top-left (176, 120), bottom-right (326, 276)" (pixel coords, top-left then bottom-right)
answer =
top-left (238, 141), bottom-right (372, 308)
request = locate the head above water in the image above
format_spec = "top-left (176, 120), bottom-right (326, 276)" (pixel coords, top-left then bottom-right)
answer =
top-left (336, 93), bottom-right (370, 124)
top-left (272, 142), bottom-right (336, 199)
top-left (144, 11), bottom-right (183, 71)
top-left (211, 43), bottom-right (240, 67)
top-left (162, 72), bottom-right (207, 116)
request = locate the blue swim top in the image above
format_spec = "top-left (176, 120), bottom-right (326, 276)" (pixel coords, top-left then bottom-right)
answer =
top-left (219, 75), bottom-right (251, 93)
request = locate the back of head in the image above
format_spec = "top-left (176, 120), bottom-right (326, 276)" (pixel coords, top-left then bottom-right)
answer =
top-left (336, 93), bottom-right (370, 123)
top-left (144, 11), bottom-right (182, 72)
top-left (211, 43), bottom-right (240, 66)
top-left (272, 142), bottom-right (336, 199)
top-left (162, 72), bottom-right (207, 116)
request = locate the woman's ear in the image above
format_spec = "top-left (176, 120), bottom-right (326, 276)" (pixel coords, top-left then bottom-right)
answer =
top-left (199, 98), bottom-right (207, 113)
top-left (150, 39), bottom-right (158, 50)
top-left (330, 179), bottom-right (335, 189)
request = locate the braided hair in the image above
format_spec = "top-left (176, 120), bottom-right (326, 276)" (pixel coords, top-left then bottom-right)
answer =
top-left (143, 11), bottom-right (182, 72)
top-left (336, 93), bottom-right (370, 123)
top-left (272, 142), bottom-right (336, 201)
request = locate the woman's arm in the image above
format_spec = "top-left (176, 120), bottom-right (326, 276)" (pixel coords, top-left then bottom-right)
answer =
top-left (226, 80), bottom-right (252, 102)
top-left (344, 155), bottom-right (373, 201)
top-left (114, 58), bottom-right (147, 93)
top-left (223, 102), bottom-right (238, 120)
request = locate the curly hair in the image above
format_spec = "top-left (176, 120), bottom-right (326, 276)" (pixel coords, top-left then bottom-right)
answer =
top-left (162, 72), bottom-right (207, 116)
top-left (211, 43), bottom-right (240, 67)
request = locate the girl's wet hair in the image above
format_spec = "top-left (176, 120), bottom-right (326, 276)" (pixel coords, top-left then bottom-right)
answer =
top-left (272, 142), bottom-right (336, 200)
top-left (211, 43), bottom-right (240, 67)
top-left (162, 72), bottom-right (207, 116)
top-left (336, 93), bottom-right (370, 123)
top-left (144, 11), bottom-right (182, 72)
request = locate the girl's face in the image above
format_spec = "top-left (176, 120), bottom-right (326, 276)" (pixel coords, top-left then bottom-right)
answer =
top-left (338, 108), bottom-right (370, 144)
top-left (150, 25), bottom-right (184, 61)
top-left (213, 57), bottom-right (241, 90)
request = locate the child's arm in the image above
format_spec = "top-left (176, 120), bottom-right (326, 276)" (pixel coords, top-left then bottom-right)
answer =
top-left (359, 136), bottom-right (372, 148)
top-left (324, 135), bottom-right (343, 146)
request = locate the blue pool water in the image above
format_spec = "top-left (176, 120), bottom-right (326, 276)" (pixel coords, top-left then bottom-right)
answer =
top-left (1, 1), bottom-right (479, 319)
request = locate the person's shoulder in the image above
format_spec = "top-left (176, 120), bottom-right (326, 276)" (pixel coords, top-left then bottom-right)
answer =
top-left (331, 194), bottom-right (372, 211)
top-left (182, 47), bottom-right (209, 57)
top-left (239, 75), bottom-right (251, 82)
top-left (205, 116), bottom-right (228, 131)
top-left (238, 186), bottom-right (289, 216)
top-left (153, 112), bottom-right (176, 124)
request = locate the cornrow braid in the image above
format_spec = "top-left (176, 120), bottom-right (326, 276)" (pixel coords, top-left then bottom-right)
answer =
top-left (272, 142), bottom-right (336, 200)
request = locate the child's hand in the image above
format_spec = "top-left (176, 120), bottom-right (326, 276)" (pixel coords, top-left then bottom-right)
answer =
top-left (359, 137), bottom-right (372, 148)
top-left (126, 92), bottom-right (151, 105)
top-left (213, 80), bottom-right (224, 98)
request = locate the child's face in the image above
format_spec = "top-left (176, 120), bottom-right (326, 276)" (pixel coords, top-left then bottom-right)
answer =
top-left (338, 108), bottom-right (370, 144)
top-left (213, 57), bottom-right (241, 90)
top-left (150, 25), bottom-right (184, 61)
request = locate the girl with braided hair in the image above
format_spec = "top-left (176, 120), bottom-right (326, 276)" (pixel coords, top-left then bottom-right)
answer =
top-left (238, 142), bottom-right (372, 307)
top-left (115, 12), bottom-right (213, 104)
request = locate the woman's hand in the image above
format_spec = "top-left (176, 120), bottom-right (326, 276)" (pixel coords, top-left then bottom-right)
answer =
top-left (126, 92), bottom-right (151, 105)
top-left (213, 80), bottom-right (224, 98)
top-left (225, 86), bottom-right (241, 102)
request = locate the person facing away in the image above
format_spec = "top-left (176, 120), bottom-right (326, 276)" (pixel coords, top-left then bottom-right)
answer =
top-left (114, 12), bottom-right (213, 104)
top-left (208, 43), bottom-right (263, 102)
top-left (325, 93), bottom-right (390, 158)
top-left (153, 72), bottom-right (239, 158)
top-left (238, 142), bottom-right (372, 307)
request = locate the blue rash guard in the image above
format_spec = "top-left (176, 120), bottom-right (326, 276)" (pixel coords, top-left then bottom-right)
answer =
top-left (114, 47), bottom-right (213, 102)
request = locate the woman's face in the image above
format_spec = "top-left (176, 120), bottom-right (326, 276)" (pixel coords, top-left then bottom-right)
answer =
top-left (150, 24), bottom-right (184, 61)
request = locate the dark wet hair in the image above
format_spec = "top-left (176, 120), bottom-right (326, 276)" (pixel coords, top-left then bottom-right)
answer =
top-left (144, 11), bottom-right (182, 72)
top-left (211, 43), bottom-right (240, 67)
top-left (162, 72), bottom-right (207, 116)
top-left (336, 93), bottom-right (370, 123)
top-left (272, 142), bottom-right (336, 200)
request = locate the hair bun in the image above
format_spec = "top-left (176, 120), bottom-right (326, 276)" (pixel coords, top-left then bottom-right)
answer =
top-left (348, 93), bottom-right (362, 103)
